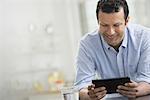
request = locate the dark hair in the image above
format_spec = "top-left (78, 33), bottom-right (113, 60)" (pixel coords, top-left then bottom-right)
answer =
top-left (96, 0), bottom-right (129, 21)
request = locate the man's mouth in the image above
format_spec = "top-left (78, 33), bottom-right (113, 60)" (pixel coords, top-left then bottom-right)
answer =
top-left (105, 35), bottom-right (115, 40)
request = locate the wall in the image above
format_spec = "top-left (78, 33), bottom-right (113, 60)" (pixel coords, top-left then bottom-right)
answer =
top-left (0, 0), bottom-right (81, 99)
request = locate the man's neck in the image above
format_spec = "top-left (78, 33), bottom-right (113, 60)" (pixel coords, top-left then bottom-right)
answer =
top-left (111, 42), bottom-right (122, 52)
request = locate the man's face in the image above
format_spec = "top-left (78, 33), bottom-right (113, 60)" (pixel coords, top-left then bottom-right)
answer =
top-left (98, 8), bottom-right (129, 48)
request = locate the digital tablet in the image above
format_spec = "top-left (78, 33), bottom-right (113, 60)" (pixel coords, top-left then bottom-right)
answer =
top-left (92, 77), bottom-right (131, 94)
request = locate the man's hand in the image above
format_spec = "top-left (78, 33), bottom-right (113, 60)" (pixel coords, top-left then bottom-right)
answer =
top-left (117, 81), bottom-right (150, 99)
top-left (88, 84), bottom-right (107, 100)
top-left (117, 81), bottom-right (138, 98)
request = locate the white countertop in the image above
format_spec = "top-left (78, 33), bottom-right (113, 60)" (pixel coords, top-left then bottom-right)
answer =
top-left (28, 93), bottom-right (62, 100)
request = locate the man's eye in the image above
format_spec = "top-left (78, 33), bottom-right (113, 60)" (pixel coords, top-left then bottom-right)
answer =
top-left (114, 25), bottom-right (119, 27)
top-left (101, 24), bottom-right (108, 27)
top-left (114, 23), bottom-right (122, 27)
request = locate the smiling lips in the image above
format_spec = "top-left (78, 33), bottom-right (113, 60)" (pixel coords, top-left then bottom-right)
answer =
top-left (105, 34), bottom-right (115, 40)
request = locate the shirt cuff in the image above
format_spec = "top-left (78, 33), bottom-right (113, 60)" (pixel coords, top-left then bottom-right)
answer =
top-left (74, 82), bottom-right (92, 91)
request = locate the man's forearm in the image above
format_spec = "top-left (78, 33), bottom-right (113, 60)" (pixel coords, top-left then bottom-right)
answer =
top-left (79, 88), bottom-right (91, 100)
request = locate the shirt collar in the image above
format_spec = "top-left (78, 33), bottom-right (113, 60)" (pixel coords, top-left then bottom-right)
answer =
top-left (100, 34), bottom-right (111, 49)
top-left (99, 27), bottom-right (128, 50)
top-left (121, 28), bottom-right (128, 48)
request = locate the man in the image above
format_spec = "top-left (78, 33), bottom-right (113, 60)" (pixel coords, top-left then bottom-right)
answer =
top-left (75, 0), bottom-right (150, 100)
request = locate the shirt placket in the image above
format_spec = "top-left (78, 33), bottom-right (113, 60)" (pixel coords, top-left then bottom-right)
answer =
top-left (117, 49), bottom-right (125, 77)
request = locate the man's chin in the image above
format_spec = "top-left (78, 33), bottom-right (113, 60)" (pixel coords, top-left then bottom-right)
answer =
top-left (108, 43), bottom-right (118, 47)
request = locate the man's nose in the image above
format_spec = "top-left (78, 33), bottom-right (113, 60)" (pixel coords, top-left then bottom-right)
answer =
top-left (107, 27), bottom-right (115, 35)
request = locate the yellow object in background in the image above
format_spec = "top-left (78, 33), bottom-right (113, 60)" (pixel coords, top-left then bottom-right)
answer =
top-left (33, 82), bottom-right (44, 93)
top-left (48, 71), bottom-right (65, 92)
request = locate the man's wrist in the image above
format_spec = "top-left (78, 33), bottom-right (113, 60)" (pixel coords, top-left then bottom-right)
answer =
top-left (79, 88), bottom-right (91, 100)
top-left (137, 82), bottom-right (150, 97)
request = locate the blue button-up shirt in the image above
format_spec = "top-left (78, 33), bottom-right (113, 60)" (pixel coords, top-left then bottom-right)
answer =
top-left (75, 23), bottom-right (150, 90)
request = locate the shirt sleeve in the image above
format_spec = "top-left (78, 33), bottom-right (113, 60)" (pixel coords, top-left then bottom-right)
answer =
top-left (136, 30), bottom-right (150, 83)
top-left (74, 39), bottom-right (96, 90)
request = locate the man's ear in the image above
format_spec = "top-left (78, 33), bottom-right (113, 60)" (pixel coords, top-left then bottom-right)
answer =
top-left (125, 16), bottom-right (130, 26)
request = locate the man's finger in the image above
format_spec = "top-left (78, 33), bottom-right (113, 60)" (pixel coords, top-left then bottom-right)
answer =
top-left (94, 87), bottom-right (106, 93)
top-left (118, 85), bottom-right (138, 92)
top-left (125, 82), bottom-right (138, 88)
top-left (88, 85), bottom-right (95, 90)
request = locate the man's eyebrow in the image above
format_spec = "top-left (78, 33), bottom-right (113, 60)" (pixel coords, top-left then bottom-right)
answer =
top-left (99, 22), bottom-right (123, 25)
top-left (114, 23), bottom-right (123, 25)
top-left (100, 22), bottom-right (108, 25)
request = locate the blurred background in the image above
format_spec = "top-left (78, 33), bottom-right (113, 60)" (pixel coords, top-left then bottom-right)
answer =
top-left (0, 0), bottom-right (150, 100)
